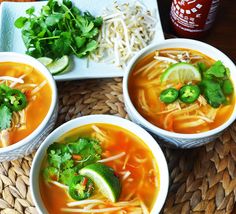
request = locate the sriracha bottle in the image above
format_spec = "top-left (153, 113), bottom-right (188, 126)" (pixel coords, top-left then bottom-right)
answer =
top-left (170, 0), bottom-right (220, 38)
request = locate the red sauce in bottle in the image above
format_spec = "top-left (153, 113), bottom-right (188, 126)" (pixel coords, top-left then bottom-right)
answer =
top-left (170, 0), bottom-right (220, 38)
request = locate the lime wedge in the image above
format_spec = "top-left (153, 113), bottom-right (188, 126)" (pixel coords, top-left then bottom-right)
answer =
top-left (37, 57), bottom-right (53, 66)
top-left (161, 62), bottom-right (201, 83)
top-left (80, 163), bottom-right (121, 202)
top-left (47, 55), bottom-right (70, 75)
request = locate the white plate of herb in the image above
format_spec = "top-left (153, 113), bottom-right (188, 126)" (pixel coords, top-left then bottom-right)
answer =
top-left (0, 0), bottom-right (164, 81)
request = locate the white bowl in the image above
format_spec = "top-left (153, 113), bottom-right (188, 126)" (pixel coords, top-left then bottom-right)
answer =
top-left (30, 115), bottom-right (169, 214)
top-left (123, 38), bottom-right (236, 148)
top-left (0, 52), bottom-right (58, 161)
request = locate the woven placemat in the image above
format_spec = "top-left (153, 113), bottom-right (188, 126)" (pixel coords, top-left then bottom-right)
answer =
top-left (0, 78), bottom-right (236, 214)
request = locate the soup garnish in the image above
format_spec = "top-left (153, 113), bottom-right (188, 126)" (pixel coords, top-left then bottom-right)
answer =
top-left (40, 123), bottom-right (159, 213)
top-left (0, 62), bottom-right (51, 147)
top-left (129, 48), bottom-right (235, 134)
top-left (0, 84), bottom-right (27, 129)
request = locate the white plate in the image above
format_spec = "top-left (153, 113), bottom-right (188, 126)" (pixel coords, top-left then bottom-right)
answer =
top-left (0, 0), bottom-right (164, 81)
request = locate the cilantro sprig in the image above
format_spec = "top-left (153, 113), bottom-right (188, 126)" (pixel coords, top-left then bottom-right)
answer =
top-left (0, 84), bottom-right (28, 131)
top-left (14, 0), bottom-right (103, 59)
top-left (198, 60), bottom-right (234, 108)
top-left (0, 106), bottom-right (12, 130)
top-left (43, 137), bottom-right (102, 185)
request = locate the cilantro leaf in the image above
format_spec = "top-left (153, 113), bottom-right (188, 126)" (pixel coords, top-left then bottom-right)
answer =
top-left (43, 166), bottom-right (59, 182)
top-left (14, 0), bottom-right (102, 59)
top-left (0, 106), bottom-right (12, 130)
top-left (197, 62), bottom-right (208, 74)
top-left (203, 61), bottom-right (227, 79)
top-left (14, 17), bottom-right (28, 28)
top-left (68, 138), bottom-right (102, 158)
top-left (44, 137), bottom-right (102, 185)
top-left (84, 12), bottom-right (103, 27)
top-left (83, 28), bottom-right (99, 39)
top-left (75, 36), bottom-right (86, 49)
top-left (48, 151), bottom-right (62, 168)
top-left (199, 79), bottom-right (226, 108)
top-left (77, 40), bottom-right (98, 57)
top-left (61, 153), bottom-right (74, 170)
top-left (67, 137), bottom-right (102, 168)
top-left (222, 79), bottom-right (234, 95)
top-left (26, 6), bottom-right (35, 15)
top-left (48, 149), bottom-right (73, 169)
top-left (47, 142), bottom-right (69, 155)
top-left (52, 32), bottom-right (72, 57)
top-left (45, 14), bottom-right (63, 26)
top-left (59, 168), bottom-right (77, 185)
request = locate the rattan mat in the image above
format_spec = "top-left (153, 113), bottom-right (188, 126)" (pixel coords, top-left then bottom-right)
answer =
top-left (0, 78), bottom-right (236, 214)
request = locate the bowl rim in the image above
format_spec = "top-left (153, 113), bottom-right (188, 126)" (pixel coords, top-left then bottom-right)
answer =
top-left (123, 38), bottom-right (236, 139)
top-left (30, 114), bottom-right (169, 214)
top-left (0, 52), bottom-right (57, 153)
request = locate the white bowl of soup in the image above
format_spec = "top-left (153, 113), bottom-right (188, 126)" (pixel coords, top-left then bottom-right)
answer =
top-left (0, 52), bottom-right (58, 161)
top-left (123, 38), bottom-right (236, 148)
top-left (30, 115), bottom-right (169, 214)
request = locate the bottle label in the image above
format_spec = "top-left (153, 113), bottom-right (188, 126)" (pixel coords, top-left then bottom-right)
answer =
top-left (170, 0), bottom-right (219, 33)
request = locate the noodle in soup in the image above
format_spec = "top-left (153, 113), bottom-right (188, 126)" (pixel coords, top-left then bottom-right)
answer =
top-left (40, 123), bottom-right (159, 213)
top-left (0, 62), bottom-right (51, 147)
top-left (128, 48), bottom-right (235, 134)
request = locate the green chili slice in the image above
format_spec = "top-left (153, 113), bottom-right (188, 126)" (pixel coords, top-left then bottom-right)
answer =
top-left (160, 88), bottom-right (179, 104)
top-left (179, 85), bottom-right (200, 104)
top-left (5, 89), bottom-right (27, 112)
top-left (69, 175), bottom-right (94, 200)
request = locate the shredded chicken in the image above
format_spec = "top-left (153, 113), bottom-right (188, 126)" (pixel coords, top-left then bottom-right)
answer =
top-left (0, 130), bottom-right (10, 147)
top-left (0, 76), bottom-right (24, 84)
top-left (197, 95), bottom-right (207, 106)
top-left (154, 56), bottom-right (178, 64)
top-left (177, 51), bottom-right (190, 62)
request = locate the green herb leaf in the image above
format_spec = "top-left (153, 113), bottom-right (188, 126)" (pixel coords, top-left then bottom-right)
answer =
top-left (48, 151), bottom-right (62, 168)
top-left (226, 68), bottom-right (231, 77)
top-left (75, 36), bottom-right (86, 49)
top-left (203, 61), bottom-right (227, 79)
top-left (199, 79), bottom-right (226, 108)
top-left (83, 27), bottom-right (99, 39)
top-left (47, 142), bottom-right (69, 154)
top-left (0, 106), bottom-right (12, 131)
top-left (44, 137), bottom-right (102, 185)
top-left (14, 17), bottom-right (28, 28)
top-left (41, 5), bottom-right (51, 16)
top-left (77, 40), bottom-right (98, 57)
top-left (48, 149), bottom-right (73, 169)
top-left (197, 62), bottom-right (207, 74)
top-left (43, 166), bottom-right (59, 182)
top-left (59, 168), bottom-right (76, 185)
top-left (15, 0), bottom-right (102, 59)
top-left (45, 14), bottom-right (63, 26)
top-left (68, 138), bottom-right (102, 157)
top-left (52, 32), bottom-right (72, 57)
top-left (67, 137), bottom-right (102, 168)
top-left (84, 12), bottom-right (103, 27)
top-left (222, 79), bottom-right (234, 95)
top-left (26, 7), bottom-right (35, 15)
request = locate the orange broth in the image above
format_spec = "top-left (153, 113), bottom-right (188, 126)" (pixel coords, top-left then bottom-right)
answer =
top-left (128, 48), bottom-right (235, 134)
top-left (0, 62), bottom-right (52, 145)
top-left (40, 123), bottom-right (160, 213)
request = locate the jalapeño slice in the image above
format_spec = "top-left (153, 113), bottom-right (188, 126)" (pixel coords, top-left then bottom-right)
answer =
top-left (69, 175), bottom-right (94, 200)
top-left (160, 88), bottom-right (179, 104)
top-left (5, 89), bottom-right (27, 112)
top-left (179, 84), bottom-right (200, 104)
